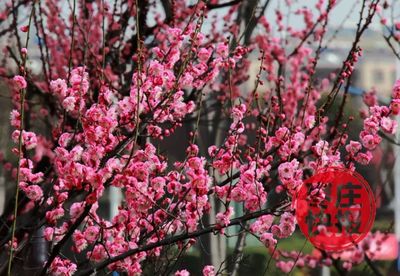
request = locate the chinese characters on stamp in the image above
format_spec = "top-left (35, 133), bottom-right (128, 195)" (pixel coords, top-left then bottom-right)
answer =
top-left (295, 167), bottom-right (375, 251)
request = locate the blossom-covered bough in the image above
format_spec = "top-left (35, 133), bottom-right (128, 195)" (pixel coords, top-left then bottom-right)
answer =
top-left (0, 0), bottom-right (399, 275)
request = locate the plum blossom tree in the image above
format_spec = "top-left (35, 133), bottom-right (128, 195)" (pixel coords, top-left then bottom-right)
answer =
top-left (0, 0), bottom-right (398, 275)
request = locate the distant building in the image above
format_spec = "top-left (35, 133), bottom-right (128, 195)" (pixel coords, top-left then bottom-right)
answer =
top-left (317, 27), bottom-right (397, 98)
top-left (246, 27), bottom-right (397, 99)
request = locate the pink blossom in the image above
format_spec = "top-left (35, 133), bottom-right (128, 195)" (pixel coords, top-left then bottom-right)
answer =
top-left (49, 257), bottom-right (77, 276)
top-left (355, 151), bottom-right (373, 165)
top-left (280, 212), bottom-right (295, 224)
top-left (202, 265), bottom-right (215, 276)
top-left (11, 130), bottom-right (37, 150)
top-left (343, 261), bottom-right (352, 271)
top-left (20, 25), bottom-right (29, 32)
top-left (13, 75), bottom-right (27, 90)
top-left (278, 161), bottom-right (297, 179)
top-left (44, 227), bottom-right (54, 241)
top-left (380, 117), bottom-right (397, 134)
top-left (84, 225), bottom-right (99, 243)
top-left (360, 134), bottom-right (379, 150)
top-left (393, 79), bottom-right (400, 98)
top-left (216, 42), bottom-right (229, 58)
top-left (230, 186), bottom-right (247, 202)
top-left (58, 133), bottom-right (73, 147)
top-left (363, 117), bottom-right (379, 133)
top-left (208, 145), bottom-right (217, 157)
top-left (274, 127), bottom-right (289, 144)
top-left (22, 184), bottom-right (43, 201)
top-left (198, 48), bottom-right (212, 62)
top-left (10, 110), bottom-right (21, 128)
top-left (390, 99), bottom-right (400, 115)
top-left (276, 261), bottom-right (294, 273)
top-left (69, 67), bottom-right (89, 92)
top-left (175, 270), bottom-right (190, 276)
top-left (62, 96), bottom-right (77, 112)
top-left (304, 115), bottom-right (315, 128)
top-left (73, 230), bottom-right (88, 252)
top-left (260, 232), bottom-right (277, 248)
top-left (88, 244), bottom-right (107, 262)
top-left (231, 104), bottom-right (246, 123)
top-left (250, 215), bottom-right (274, 234)
top-left (50, 79), bottom-right (68, 97)
top-left (363, 90), bottom-right (377, 106)
top-left (271, 224), bottom-right (282, 238)
top-left (277, 159), bottom-right (302, 191)
top-left (312, 140), bottom-right (328, 156)
top-left (216, 207), bottom-right (234, 227)
top-left (345, 140), bottom-right (362, 155)
top-left (70, 202), bottom-right (85, 219)
top-left (279, 221), bottom-right (295, 238)
top-left (168, 27), bottom-right (183, 40)
top-left (23, 131), bottom-right (38, 149)
top-left (46, 207), bottom-right (65, 224)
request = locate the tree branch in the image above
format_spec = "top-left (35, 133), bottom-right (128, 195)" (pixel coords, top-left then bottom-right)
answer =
top-left (77, 204), bottom-right (289, 276)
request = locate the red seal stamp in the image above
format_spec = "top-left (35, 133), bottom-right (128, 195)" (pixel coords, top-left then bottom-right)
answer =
top-left (294, 167), bottom-right (376, 251)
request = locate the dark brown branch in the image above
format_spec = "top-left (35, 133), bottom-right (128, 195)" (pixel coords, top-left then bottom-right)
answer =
top-left (76, 205), bottom-right (289, 276)
top-left (363, 254), bottom-right (384, 276)
top-left (207, 0), bottom-right (242, 9)
top-left (39, 204), bottom-right (92, 276)
top-left (384, 34), bottom-right (400, 60)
